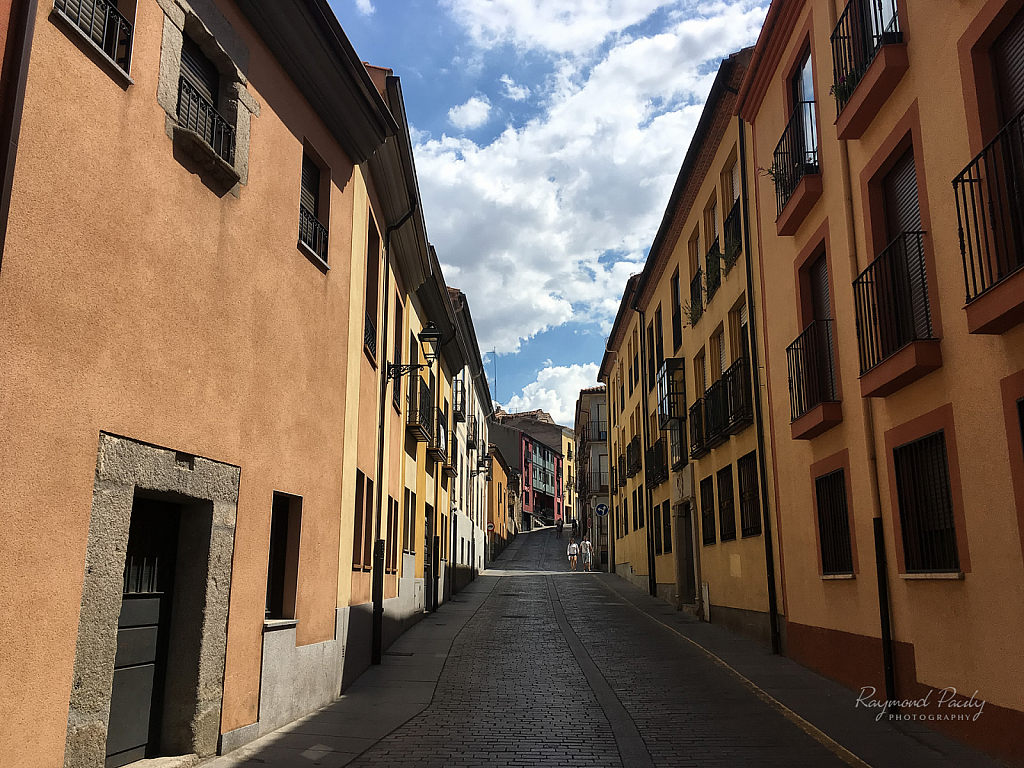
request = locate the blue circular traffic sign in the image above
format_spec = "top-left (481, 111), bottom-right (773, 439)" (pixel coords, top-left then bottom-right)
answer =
top-left (596, 504), bottom-right (609, 517)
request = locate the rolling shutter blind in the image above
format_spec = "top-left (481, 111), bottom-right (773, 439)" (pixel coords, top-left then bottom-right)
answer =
top-left (995, 7), bottom-right (1024, 125)
top-left (810, 254), bottom-right (831, 321)
top-left (181, 37), bottom-right (219, 106)
top-left (883, 149), bottom-right (929, 338)
top-left (717, 332), bottom-right (726, 377)
top-left (301, 155), bottom-right (320, 217)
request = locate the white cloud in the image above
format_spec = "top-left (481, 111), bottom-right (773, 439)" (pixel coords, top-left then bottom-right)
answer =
top-left (443, 0), bottom-right (678, 55)
top-left (505, 363), bottom-right (600, 426)
top-left (418, 2), bottom-right (767, 354)
top-left (447, 96), bottom-right (493, 131)
top-left (355, 0), bottom-right (374, 15)
top-left (500, 74), bottom-right (531, 101)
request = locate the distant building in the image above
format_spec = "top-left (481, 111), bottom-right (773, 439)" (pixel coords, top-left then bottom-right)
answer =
top-left (492, 407), bottom-right (574, 524)
top-left (574, 386), bottom-right (610, 570)
top-left (489, 421), bottom-right (563, 529)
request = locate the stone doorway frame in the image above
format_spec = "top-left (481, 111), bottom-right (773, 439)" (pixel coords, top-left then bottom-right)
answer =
top-left (64, 433), bottom-right (240, 768)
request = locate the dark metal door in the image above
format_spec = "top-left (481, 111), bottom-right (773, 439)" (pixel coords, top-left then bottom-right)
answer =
top-left (105, 500), bottom-right (179, 768)
top-left (424, 505), bottom-right (434, 610)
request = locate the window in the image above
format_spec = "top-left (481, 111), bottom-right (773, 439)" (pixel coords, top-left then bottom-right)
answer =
top-left (393, 298), bottom-right (404, 407)
top-left (266, 493), bottom-right (301, 620)
top-left (654, 306), bottom-right (665, 372)
top-left (178, 36), bottom-right (234, 164)
top-left (815, 469), bottom-right (854, 575)
top-left (718, 466), bottom-right (736, 542)
top-left (623, 497), bottom-right (630, 535)
top-left (299, 153), bottom-right (329, 262)
top-left (774, 47), bottom-right (819, 215)
top-left (653, 503), bottom-right (663, 555)
top-left (54, 0), bottom-right (135, 76)
top-left (788, 251), bottom-right (838, 422)
top-left (1018, 399), bottom-right (1024, 455)
top-left (364, 219), bottom-right (381, 357)
top-left (738, 452), bottom-right (761, 537)
top-left (700, 476), bottom-right (716, 545)
top-left (385, 496), bottom-right (399, 574)
top-left (662, 501), bottom-right (672, 554)
top-left (894, 431), bottom-right (960, 572)
top-left (637, 484), bottom-right (645, 528)
top-left (403, 489), bottom-right (417, 554)
top-left (352, 470), bottom-right (373, 571)
top-left (647, 322), bottom-right (657, 390)
top-left (671, 270), bottom-right (683, 351)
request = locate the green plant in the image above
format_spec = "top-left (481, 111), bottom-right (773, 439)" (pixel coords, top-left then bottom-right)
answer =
top-left (757, 162), bottom-right (782, 187)
top-left (830, 74), bottom-right (855, 104)
top-left (682, 298), bottom-right (703, 328)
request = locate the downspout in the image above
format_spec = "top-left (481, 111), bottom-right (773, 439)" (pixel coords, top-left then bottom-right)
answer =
top-left (371, 199), bottom-right (418, 665)
top-left (829, 7), bottom-right (898, 701)
top-left (0, 0), bottom-right (39, 270)
top-left (738, 115), bottom-right (782, 655)
top-left (636, 308), bottom-right (658, 598)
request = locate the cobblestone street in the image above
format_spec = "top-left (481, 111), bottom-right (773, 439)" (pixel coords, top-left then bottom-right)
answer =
top-left (209, 529), bottom-right (996, 768)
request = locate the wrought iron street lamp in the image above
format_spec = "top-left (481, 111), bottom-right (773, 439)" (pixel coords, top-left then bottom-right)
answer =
top-left (386, 321), bottom-right (442, 379)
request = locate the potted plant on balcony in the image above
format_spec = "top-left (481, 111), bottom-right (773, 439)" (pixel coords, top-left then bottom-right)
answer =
top-left (682, 299), bottom-right (703, 328)
top-left (830, 74), bottom-right (856, 105)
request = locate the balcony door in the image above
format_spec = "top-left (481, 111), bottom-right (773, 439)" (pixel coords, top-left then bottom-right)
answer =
top-left (792, 50), bottom-right (818, 166)
top-left (995, 7), bottom-right (1024, 125)
top-left (809, 254), bottom-right (836, 401)
top-left (883, 148), bottom-right (929, 343)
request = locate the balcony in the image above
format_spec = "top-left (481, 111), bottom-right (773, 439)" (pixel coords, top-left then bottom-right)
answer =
top-left (689, 398), bottom-right (708, 459)
top-left (705, 237), bottom-right (722, 302)
top-left (831, 0), bottom-right (907, 140)
top-left (363, 310), bottom-right (377, 356)
top-left (406, 378), bottom-right (432, 442)
top-left (657, 358), bottom-right (686, 429)
top-left (724, 356), bottom-right (755, 434)
top-left (452, 380), bottom-right (466, 422)
top-left (772, 101), bottom-right (821, 235)
top-left (689, 268), bottom-right (704, 326)
top-left (466, 415), bottom-right (478, 448)
top-left (610, 466), bottom-right (618, 490)
top-left (589, 471), bottom-right (610, 494)
top-left (787, 319), bottom-right (842, 439)
top-left (54, 0), bottom-right (133, 76)
top-left (177, 76), bottom-right (235, 166)
top-left (704, 378), bottom-right (729, 449)
top-left (299, 206), bottom-right (329, 263)
top-left (444, 430), bottom-right (458, 477)
top-left (954, 110), bottom-right (1024, 334)
top-left (723, 199), bottom-right (742, 271)
top-left (645, 438), bottom-right (668, 488)
top-left (617, 455), bottom-right (627, 486)
top-left (625, 436), bottom-right (641, 477)
top-left (589, 420), bottom-right (608, 443)
top-left (669, 422), bottom-right (687, 470)
top-left (853, 231), bottom-right (941, 396)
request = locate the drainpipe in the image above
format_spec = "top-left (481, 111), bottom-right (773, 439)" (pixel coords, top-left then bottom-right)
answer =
top-left (636, 308), bottom-right (658, 598)
top-left (826, 0), bottom-right (898, 709)
top-left (0, 0), bottom-right (39, 270)
top-left (738, 115), bottom-right (782, 655)
top-left (371, 200), bottom-right (418, 665)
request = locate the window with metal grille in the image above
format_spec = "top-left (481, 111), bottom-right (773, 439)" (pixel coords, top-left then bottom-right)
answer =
top-left (737, 452), bottom-right (761, 536)
top-left (894, 431), bottom-right (960, 572)
top-left (701, 476), bottom-right (716, 545)
top-left (623, 497), bottom-right (629, 535)
top-left (638, 484), bottom-right (645, 528)
top-left (718, 466), bottom-right (737, 542)
top-left (814, 469), bottom-right (854, 575)
top-left (653, 503), bottom-right (663, 554)
top-left (177, 35), bottom-right (235, 164)
top-left (662, 500), bottom-right (672, 553)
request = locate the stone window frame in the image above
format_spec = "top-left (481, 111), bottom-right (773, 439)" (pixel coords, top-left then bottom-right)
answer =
top-left (64, 433), bottom-right (240, 767)
top-left (155, 0), bottom-right (260, 192)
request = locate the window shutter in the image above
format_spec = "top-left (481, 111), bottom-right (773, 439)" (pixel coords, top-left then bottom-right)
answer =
top-left (739, 301), bottom-right (748, 327)
top-left (180, 36), bottom-right (219, 106)
top-left (731, 162), bottom-right (741, 202)
top-left (809, 254), bottom-right (831, 321)
top-left (718, 331), bottom-right (727, 376)
top-left (995, 7), bottom-right (1024, 124)
top-left (883, 149), bottom-right (929, 339)
top-left (301, 155), bottom-right (320, 217)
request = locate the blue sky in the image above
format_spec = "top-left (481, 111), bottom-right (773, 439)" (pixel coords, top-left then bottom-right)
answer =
top-left (328, 0), bottom-right (767, 425)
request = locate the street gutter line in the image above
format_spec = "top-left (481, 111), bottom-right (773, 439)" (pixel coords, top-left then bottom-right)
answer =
top-left (547, 576), bottom-right (656, 768)
top-left (598, 576), bottom-right (874, 768)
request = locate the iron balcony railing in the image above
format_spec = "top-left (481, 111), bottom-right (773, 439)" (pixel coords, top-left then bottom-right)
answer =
top-left (704, 377), bottom-right (729, 446)
top-left (589, 471), bottom-right (610, 493)
top-left (953, 109), bottom-right (1024, 303)
top-left (656, 358), bottom-right (686, 429)
top-left (617, 455), bottom-right (627, 486)
top-left (298, 206), bottom-right (329, 262)
top-left (177, 76), bottom-right (235, 165)
top-left (590, 420), bottom-right (608, 442)
top-left (853, 231), bottom-right (933, 374)
top-left (689, 397), bottom-right (707, 458)
top-left (406, 378), bottom-right (432, 440)
top-left (773, 101), bottom-right (819, 216)
top-left (626, 436), bottom-right (641, 477)
top-left (669, 422), bottom-right (688, 470)
top-left (787, 319), bottom-right (838, 421)
top-left (430, 408), bottom-right (448, 463)
top-left (830, 0), bottom-right (901, 111)
top-left (705, 236), bottom-right (722, 302)
top-left (723, 199), bottom-right (742, 269)
top-left (724, 356), bottom-right (754, 433)
top-left (447, 430), bottom-right (459, 476)
top-left (363, 310), bottom-right (377, 354)
top-left (55, 0), bottom-right (133, 74)
top-left (466, 415), bottom-right (478, 448)
top-left (610, 466), bottom-right (618, 490)
top-left (452, 380), bottom-right (466, 422)
top-left (645, 438), bottom-right (668, 488)
top-left (690, 268), bottom-right (704, 325)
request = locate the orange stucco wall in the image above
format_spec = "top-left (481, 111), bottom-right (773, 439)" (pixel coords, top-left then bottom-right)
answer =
top-left (0, 0), bottom-right (382, 762)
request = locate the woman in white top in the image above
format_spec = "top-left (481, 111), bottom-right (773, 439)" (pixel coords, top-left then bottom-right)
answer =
top-left (567, 538), bottom-right (579, 571)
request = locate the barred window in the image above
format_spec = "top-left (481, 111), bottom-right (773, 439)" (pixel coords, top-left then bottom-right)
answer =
top-left (638, 484), bottom-right (645, 528)
top-left (894, 431), bottom-right (960, 572)
top-left (738, 452), bottom-right (761, 537)
top-left (815, 469), bottom-right (853, 575)
top-left (718, 466), bottom-right (736, 542)
top-left (653, 503), bottom-right (663, 555)
top-left (662, 500), bottom-right (672, 553)
top-left (701, 476), bottom-right (716, 545)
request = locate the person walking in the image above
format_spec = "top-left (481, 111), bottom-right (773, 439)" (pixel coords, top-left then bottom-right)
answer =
top-left (571, 518), bottom-right (579, 538)
top-left (567, 538), bottom-right (579, 571)
top-left (580, 535), bottom-right (594, 572)
top-left (556, 519), bottom-right (563, 539)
